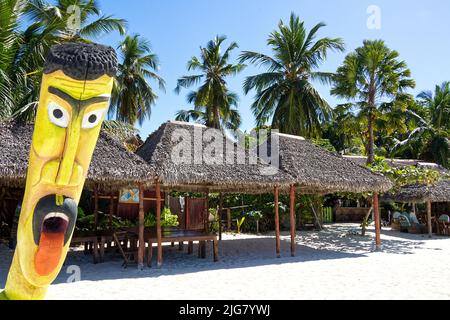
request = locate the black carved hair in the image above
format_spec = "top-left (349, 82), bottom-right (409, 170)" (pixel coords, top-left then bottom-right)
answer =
top-left (44, 42), bottom-right (118, 81)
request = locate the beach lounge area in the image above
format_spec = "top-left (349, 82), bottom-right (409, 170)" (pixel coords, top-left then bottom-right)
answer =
top-left (2, 224), bottom-right (449, 300)
top-left (1, 1), bottom-right (449, 302)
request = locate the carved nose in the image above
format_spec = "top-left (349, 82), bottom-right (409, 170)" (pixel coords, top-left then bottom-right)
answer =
top-left (56, 122), bottom-right (80, 186)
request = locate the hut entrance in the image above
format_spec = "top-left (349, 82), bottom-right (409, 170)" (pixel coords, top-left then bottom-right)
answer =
top-left (184, 197), bottom-right (208, 231)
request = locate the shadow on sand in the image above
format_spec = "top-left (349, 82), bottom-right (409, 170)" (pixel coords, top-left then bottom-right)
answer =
top-left (0, 224), bottom-right (447, 287)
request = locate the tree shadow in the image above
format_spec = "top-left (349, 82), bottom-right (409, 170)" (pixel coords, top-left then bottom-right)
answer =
top-left (0, 224), bottom-right (446, 287)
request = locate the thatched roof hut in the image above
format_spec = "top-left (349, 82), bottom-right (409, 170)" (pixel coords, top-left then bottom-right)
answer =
top-left (136, 121), bottom-right (391, 194)
top-left (136, 121), bottom-right (293, 193)
top-left (0, 122), bottom-right (154, 191)
top-left (382, 180), bottom-right (450, 203)
top-left (271, 133), bottom-right (392, 194)
top-left (344, 156), bottom-right (450, 204)
top-left (344, 155), bottom-right (447, 173)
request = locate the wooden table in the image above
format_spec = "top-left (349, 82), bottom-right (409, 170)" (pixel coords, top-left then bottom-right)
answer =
top-left (145, 228), bottom-right (219, 267)
top-left (72, 228), bottom-right (219, 266)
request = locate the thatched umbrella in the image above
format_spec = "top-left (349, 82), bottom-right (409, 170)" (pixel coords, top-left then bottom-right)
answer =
top-left (346, 155), bottom-right (450, 237)
top-left (273, 134), bottom-right (392, 194)
top-left (265, 133), bottom-right (392, 252)
top-left (382, 180), bottom-right (450, 204)
top-left (382, 180), bottom-right (450, 238)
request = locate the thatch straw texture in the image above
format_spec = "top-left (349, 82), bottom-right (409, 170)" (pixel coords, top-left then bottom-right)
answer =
top-left (272, 133), bottom-right (392, 194)
top-left (0, 122), bottom-right (154, 191)
top-left (136, 121), bottom-right (293, 194)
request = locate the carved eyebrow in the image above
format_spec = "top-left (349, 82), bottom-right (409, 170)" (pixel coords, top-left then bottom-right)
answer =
top-left (48, 86), bottom-right (110, 108)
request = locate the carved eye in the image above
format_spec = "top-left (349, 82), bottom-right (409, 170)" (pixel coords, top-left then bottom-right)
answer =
top-left (48, 102), bottom-right (70, 128)
top-left (82, 109), bottom-right (105, 129)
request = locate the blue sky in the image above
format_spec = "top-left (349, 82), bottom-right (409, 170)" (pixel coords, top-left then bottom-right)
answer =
top-left (95, 0), bottom-right (450, 139)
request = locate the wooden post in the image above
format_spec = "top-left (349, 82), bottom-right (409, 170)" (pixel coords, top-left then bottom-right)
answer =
top-left (275, 186), bottom-right (281, 258)
top-left (218, 193), bottom-right (224, 241)
top-left (109, 194), bottom-right (114, 229)
top-left (289, 185), bottom-right (296, 257)
top-left (156, 179), bottom-right (163, 268)
top-left (185, 197), bottom-right (190, 230)
top-left (427, 200), bottom-right (433, 238)
top-left (137, 183), bottom-right (145, 270)
top-left (227, 208), bottom-right (231, 231)
top-left (205, 192), bottom-right (209, 232)
top-left (373, 193), bottom-right (382, 251)
top-left (94, 184), bottom-right (99, 231)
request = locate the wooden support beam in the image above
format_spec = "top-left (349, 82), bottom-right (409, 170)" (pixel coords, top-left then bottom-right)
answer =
top-left (227, 208), bottom-right (231, 231)
top-left (185, 197), bottom-right (190, 230)
top-left (94, 184), bottom-right (99, 231)
top-left (156, 179), bottom-right (163, 268)
top-left (137, 183), bottom-right (145, 270)
top-left (373, 193), bottom-right (382, 251)
top-left (290, 185), bottom-right (296, 257)
top-left (205, 192), bottom-right (209, 232)
top-left (218, 193), bottom-right (224, 241)
top-left (109, 194), bottom-right (114, 229)
top-left (275, 186), bottom-right (281, 258)
top-left (427, 200), bottom-right (433, 238)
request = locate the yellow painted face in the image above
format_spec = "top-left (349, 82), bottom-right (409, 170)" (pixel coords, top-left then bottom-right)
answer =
top-left (16, 70), bottom-right (114, 289)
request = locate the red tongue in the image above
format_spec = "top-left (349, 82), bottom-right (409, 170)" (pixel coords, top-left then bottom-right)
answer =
top-left (35, 232), bottom-right (65, 276)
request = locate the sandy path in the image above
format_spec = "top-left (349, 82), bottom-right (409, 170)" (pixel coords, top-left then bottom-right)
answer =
top-left (1, 224), bottom-right (449, 300)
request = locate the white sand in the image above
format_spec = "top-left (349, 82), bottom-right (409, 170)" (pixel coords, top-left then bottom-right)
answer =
top-left (1, 224), bottom-right (450, 300)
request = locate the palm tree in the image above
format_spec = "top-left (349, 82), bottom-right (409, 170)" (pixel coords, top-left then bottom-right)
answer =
top-left (392, 82), bottom-right (450, 168)
top-left (331, 40), bottom-right (415, 164)
top-left (25, 0), bottom-right (127, 41)
top-left (0, 0), bottom-right (60, 120)
top-left (110, 34), bottom-right (165, 125)
top-left (0, 0), bottom-right (127, 121)
top-left (175, 90), bottom-right (241, 130)
top-left (175, 35), bottom-right (245, 130)
top-left (417, 82), bottom-right (450, 130)
top-left (239, 13), bottom-right (344, 138)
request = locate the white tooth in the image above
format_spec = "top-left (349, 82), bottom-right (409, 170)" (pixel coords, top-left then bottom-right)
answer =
top-left (55, 212), bottom-right (69, 222)
top-left (44, 212), bottom-right (56, 220)
top-left (43, 212), bottom-right (69, 222)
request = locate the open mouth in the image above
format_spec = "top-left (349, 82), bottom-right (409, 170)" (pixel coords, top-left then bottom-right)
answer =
top-left (32, 195), bottom-right (77, 276)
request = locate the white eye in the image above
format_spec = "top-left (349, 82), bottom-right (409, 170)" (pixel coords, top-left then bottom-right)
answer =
top-left (48, 102), bottom-right (70, 128)
top-left (82, 109), bottom-right (106, 129)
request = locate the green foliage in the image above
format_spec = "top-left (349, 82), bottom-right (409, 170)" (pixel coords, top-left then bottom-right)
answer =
top-left (1, 0), bottom-right (127, 121)
top-left (369, 156), bottom-right (443, 188)
top-left (312, 139), bottom-right (337, 153)
top-left (240, 12), bottom-right (344, 137)
top-left (76, 212), bottom-right (134, 232)
top-left (208, 208), bottom-right (220, 233)
top-left (391, 82), bottom-right (450, 168)
top-left (247, 211), bottom-right (263, 220)
top-left (331, 39), bottom-right (415, 163)
top-left (175, 35), bottom-right (245, 130)
top-left (236, 217), bottom-right (246, 234)
top-left (144, 208), bottom-right (179, 228)
top-left (110, 34), bottom-right (165, 126)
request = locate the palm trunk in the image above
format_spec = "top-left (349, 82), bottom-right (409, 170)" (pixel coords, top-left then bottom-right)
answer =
top-left (214, 106), bottom-right (220, 130)
top-left (367, 111), bottom-right (375, 165)
top-left (367, 83), bottom-right (376, 165)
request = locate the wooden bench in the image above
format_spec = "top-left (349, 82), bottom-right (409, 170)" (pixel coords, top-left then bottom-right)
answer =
top-left (146, 228), bottom-right (218, 267)
top-left (71, 230), bottom-right (118, 264)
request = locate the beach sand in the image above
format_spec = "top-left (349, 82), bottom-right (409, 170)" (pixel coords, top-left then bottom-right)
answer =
top-left (1, 224), bottom-right (449, 300)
